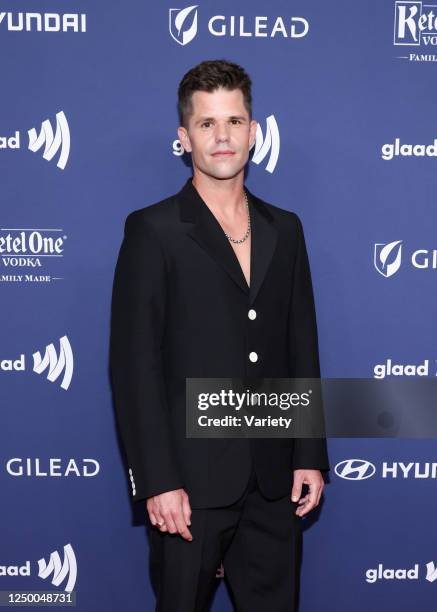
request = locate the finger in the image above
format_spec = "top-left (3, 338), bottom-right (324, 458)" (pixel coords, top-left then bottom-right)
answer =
top-left (297, 494), bottom-right (310, 506)
top-left (173, 510), bottom-right (193, 542)
top-left (162, 511), bottom-right (178, 534)
top-left (316, 483), bottom-right (324, 507)
top-left (296, 488), bottom-right (318, 517)
top-left (291, 475), bottom-right (303, 502)
top-left (148, 510), bottom-right (159, 526)
top-left (148, 498), bottom-right (163, 522)
top-left (154, 509), bottom-right (166, 528)
top-left (182, 495), bottom-right (192, 527)
top-left (295, 499), bottom-right (312, 517)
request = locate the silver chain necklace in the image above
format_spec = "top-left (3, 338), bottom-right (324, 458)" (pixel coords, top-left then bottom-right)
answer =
top-left (222, 190), bottom-right (251, 244)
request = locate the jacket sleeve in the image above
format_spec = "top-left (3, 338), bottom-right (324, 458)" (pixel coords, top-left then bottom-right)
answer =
top-left (288, 213), bottom-right (330, 472)
top-left (109, 212), bottom-right (184, 502)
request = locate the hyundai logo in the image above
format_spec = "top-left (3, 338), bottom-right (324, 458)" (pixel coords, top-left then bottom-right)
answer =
top-left (334, 459), bottom-right (376, 480)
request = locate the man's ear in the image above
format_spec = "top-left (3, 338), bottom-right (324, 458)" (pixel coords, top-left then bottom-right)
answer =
top-left (248, 119), bottom-right (257, 150)
top-left (177, 126), bottom-right (192, 153)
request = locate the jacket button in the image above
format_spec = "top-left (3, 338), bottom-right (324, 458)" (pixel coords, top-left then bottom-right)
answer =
top-left (248, 309), bottom-right (257, 320)
top-left (249, 352), bottom-right (258, 363)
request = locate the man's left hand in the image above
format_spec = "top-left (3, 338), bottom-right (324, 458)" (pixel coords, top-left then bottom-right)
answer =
top-left (291, 469), bottom-right (324, 517)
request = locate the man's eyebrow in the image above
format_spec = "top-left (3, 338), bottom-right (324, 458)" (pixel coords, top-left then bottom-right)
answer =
top-left (195, 115), bottom-right (248, 124)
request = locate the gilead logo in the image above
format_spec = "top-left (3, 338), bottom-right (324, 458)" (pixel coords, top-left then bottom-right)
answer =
top-left (374, 240), bottom-right (402, 277)
top-left (169, 6), bottom-right (309, 45)
top-left (366, 564), bottom-right (419, 583)
top-left (6, 458), bottom-right (100, 477)
top-left (374, 240), bottom-right (437, 276)
top-left (207, 15), bottom-right (309, 38)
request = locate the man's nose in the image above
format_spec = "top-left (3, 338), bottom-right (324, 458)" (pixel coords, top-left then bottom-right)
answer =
top-left (214, 122), bottom-right (230, 142)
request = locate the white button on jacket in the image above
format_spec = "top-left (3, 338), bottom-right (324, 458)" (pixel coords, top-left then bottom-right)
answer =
top-left (249, 352), bottom-right (258, 362)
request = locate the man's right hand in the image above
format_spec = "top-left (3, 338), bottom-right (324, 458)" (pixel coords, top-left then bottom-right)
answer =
top-left (146, 489), bottom-right (193, 541)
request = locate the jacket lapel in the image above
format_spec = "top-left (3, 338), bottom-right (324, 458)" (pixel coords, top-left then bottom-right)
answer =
top-left (177, 178), bottom-right (278, 305)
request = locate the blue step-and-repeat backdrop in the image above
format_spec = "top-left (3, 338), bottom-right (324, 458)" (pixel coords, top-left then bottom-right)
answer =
top-left (1, 1), bottom-right (436, 610)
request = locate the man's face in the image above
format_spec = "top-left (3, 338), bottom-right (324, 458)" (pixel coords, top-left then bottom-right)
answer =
top-left (177, 87), bottom-right (257, 181)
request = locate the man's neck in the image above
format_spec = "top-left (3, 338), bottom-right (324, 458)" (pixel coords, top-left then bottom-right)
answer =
top-left (191, 171), bottom-right (246, 219)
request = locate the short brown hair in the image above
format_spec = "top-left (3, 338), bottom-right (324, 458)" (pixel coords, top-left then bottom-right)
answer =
top-left (178, 59), bottom-right (252, 129)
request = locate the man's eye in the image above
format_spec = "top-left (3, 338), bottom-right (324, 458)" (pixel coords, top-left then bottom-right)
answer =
top-left (230, 119), bottom-right (241, 125)
top-left (201, 122), bottom-right (212, 128)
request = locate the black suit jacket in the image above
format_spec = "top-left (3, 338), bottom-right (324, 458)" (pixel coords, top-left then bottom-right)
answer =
top-left (109, 177), bottom-right (329, 508)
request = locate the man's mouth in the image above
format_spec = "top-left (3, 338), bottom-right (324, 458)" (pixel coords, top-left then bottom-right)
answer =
top-left (211, 151), bottom-right (235, 157)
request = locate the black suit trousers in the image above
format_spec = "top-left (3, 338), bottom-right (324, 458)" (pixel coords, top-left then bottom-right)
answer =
top-left (146, 463), bottom-right (302, 612)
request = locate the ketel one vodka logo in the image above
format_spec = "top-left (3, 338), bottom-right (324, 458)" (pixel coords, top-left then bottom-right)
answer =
top-left (0, 335), bottom-right (74, 390)
top-left (0, 227), bottom-right (67, 283)
top-left (394, 1), bottom-right (437, 46)
top-left (0, 111), bottom-right (70, 170)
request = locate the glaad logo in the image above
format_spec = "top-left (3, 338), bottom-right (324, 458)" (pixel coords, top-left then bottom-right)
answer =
top-left (426, 561), bottom-right (437, 582)
top-left (334, 459), bottom-right (376, 480)
top-left (0, 227), bottom-right (67, 283)
top-left (374, 240), bottom-right (403, 277)
top-left (168, 6), bottom-right (309, 44)
top-left (169, 5), bottom-right (198, 46)
top-left (382, 137), bottom-right (437, 160)
top-left (38, 544), bottom-right (77, 592)
top-left (0, 336), bottom-right (73, 390)
top-left (6, 458), bottom-right (100, 477)
top-left (0, 12), bottom-right (86, 33)
top-left (374, 240), bottom-right (437, 276)
top-left (373, 358), bottom-right (430, 378)
top-left (33, 336), bottom-right (74, 391)
top-left (0, 111), bottom-right (70, 170)
top-left (28, 111), bottom-right (70, 170)
top-left (366, 563), bottom-right (419, 583)
top-left (366, 562), bottom-right (437, 583)
top-left (172, 114), bottom-right (280, 173)
top-left (252, 115), bottom-right (280, 174)
top-left (0, 544), bottom-right (76, 593)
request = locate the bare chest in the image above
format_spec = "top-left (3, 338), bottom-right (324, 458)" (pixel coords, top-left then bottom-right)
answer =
top-left (229, 235), bottom-right (251, 288)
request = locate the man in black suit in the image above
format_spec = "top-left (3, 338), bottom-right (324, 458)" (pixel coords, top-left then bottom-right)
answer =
top-left (110, 59), bottom-right (329, 611)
